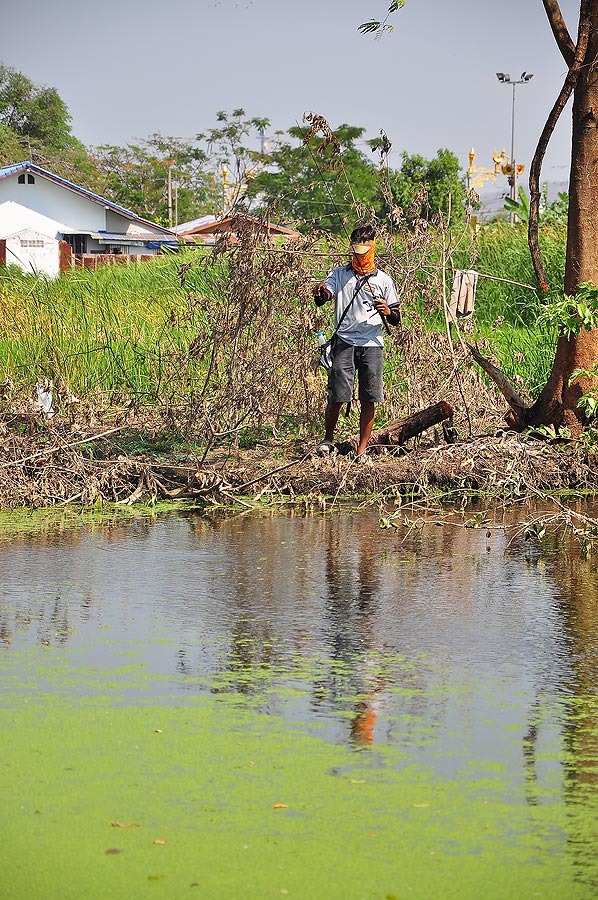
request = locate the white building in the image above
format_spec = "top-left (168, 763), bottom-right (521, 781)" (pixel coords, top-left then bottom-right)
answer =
top-left (0, 162), bottom-right (177, 276)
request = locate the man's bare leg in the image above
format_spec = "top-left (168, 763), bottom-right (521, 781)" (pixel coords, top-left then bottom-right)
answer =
top-left (356, 400), bottom-right (375, 456)
top-left (324, 401), bottom-right (344, 442)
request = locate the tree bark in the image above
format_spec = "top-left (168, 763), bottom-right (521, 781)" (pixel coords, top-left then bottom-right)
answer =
top-left (528, 8), bottom-right (590, 291)
top-left (466, 343), bottom-right (529, 426)
top-left (542, 0), bottom-right (576, 65)
top-left (526, 0), bottom-right (598, 435)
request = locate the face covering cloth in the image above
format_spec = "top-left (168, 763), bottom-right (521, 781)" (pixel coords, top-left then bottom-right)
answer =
top-left (351, 241), bottom-right (376, 275)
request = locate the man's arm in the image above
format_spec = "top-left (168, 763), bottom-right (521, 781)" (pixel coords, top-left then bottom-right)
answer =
top-left (373, 276), bottom-right (400, 325)
top-left (373, 298), bottom-right (400, 325)
top-left (386, 305), bottom-right (401, 326)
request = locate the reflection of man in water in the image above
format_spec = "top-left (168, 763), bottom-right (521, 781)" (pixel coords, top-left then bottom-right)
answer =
top-left (318, 512), bottom-right (386, 746)
top-left (350, 689), bottom-right (383, 746)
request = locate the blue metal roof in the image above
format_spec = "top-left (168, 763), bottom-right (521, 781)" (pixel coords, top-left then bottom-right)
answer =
top-left (0, 162), bottom-right (29, 179)
top-left (0, 161), bottom-right (175, 236)
top-left (95, 232), bottom-right (155, 241)
top-left (95, 233), bottom-right (178, 247)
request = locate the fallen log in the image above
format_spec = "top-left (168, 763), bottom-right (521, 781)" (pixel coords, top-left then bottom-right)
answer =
top-left (337, 401), bottom-right (455, 455)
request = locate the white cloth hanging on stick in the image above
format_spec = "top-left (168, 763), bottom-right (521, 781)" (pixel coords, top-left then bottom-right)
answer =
top-left (449, 269), bottom-right (478, 322)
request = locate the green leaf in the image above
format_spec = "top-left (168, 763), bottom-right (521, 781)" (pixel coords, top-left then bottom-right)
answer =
top-left (358, 21), bottom-right (382, 34)
top-left (358, 2), bottom-right (404, 36)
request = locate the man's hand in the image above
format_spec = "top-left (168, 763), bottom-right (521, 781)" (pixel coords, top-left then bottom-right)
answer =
top-left (373, 299), bottom-right (391, 317)
top-left (313, 283), bottom-right (332, 305)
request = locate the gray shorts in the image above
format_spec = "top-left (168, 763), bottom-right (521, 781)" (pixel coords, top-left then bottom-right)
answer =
top-left (327, 338), bottom-right (384, 403)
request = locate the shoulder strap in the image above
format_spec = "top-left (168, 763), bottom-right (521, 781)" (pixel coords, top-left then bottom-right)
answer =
top-left (360, 269), bottom-right (394, 335)
top-left (336, 271), bottom-right (392, 336)
top-left (331, 274), bottom-right (371, 339)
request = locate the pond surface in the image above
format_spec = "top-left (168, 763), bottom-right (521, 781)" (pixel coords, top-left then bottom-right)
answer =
top-left (1, 505), bottom-right (598, 899)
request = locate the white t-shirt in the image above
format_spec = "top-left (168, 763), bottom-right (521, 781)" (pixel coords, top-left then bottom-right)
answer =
top-left (323, 265), bottom-right (399, 347)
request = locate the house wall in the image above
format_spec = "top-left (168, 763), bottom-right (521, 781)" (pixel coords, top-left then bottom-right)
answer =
top-left (0, 200), bottom-right (69, 241)
top-left (0, 175), bottom-right (106, 232)
top-left (4, 228), bottom-right (60, 278)
top-left (0, 173), bottom-right (172, 258)
top-left (105, 209), bottom-right (167, 239)
top-left (106, 210), bottom-right (131, 234)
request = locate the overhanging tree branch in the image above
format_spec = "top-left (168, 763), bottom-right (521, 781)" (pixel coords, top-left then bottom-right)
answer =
top-left (529, 1), bottom-right (590, 290)
top-left (466, 343), bottom-right (529, 427)
top-left (542, 0), bottom-right (576, 66)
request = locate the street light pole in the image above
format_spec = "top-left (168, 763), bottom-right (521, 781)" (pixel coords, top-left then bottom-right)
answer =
top-left (510, 81), bottom-right (516, 203)
top-left (496, 71), bottom-right (533, 219)
top-left (165, 158), bottom-right (175, 227)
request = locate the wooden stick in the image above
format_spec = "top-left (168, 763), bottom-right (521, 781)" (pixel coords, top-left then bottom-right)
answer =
top-left (466, 343), bottom-right (529, 426)
top-left (0, 425), bottom-right (129, 469)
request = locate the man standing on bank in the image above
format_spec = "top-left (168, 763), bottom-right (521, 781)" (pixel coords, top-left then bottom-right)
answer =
top-left (313, 224), bottom-right (401, 462)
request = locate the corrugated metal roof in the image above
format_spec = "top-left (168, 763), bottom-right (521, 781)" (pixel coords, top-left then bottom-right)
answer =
top-left (0, 162), bottom-right (176, 237)
top-left (173, 214), bottom-right (216, 235)
top-left (0, 162), bottom-right (29, 179)
top-left (178, 214), bottom-right (300, 237)
top-left (93, 232), bottom-right (172, 243)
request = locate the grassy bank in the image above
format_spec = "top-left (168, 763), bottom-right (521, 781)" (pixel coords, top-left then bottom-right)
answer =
top-left (0, 219), bottom-right (591, 514)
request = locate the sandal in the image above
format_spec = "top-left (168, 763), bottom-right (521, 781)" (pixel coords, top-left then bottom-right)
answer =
top-left (316, 439), bottom-right (336, 456)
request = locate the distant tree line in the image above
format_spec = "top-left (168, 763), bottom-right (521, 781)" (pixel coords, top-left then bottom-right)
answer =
top-left (0, 63), bottom-right (468, 231)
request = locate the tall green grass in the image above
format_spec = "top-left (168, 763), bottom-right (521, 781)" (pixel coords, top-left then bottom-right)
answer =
top-left (0, 248), bottom-right (321, 437)
top-left (469, 220), bottom-right (566, 326)
top-left (448, 221), bottom-right (566, 400)
top-left (0, 254), bottom-right (222, 398)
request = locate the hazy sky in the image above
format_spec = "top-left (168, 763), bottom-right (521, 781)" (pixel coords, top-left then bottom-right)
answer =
top-left (2, 0), bottom-right (581, 190)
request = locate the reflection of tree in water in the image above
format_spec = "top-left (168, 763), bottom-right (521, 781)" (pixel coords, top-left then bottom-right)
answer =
top-left (542, 530), bottom-right (598, 766)
top-left (0, 619), bottom-right (11, 647)
top-left (186, 509), bottom-right (316, 699)
top-left (0, 588), bottom-right (98, 648)
top-left (0, 514), bottom-right (152, 647)
top-left (176, 648), bottom-right (192, 676)
top-left (216, 617), bottom-right (276, 697)
top-left (0, 511), bottom-right (156, 552)
top-left (190, 509), bottom-right (392, 723)
top-left (518, 524), bottom-right (598, 888)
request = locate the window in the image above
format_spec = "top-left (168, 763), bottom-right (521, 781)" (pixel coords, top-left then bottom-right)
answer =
top-left (28, 174), bottom-right (35, 184)
top-left (17, 173), bottom-right (35, 184)
top-left (64, 234), bottom-right (86, 254)
top-left (18, 174), bottom-right (25, 184)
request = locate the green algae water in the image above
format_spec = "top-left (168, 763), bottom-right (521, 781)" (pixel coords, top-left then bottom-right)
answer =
top-left (1, 507), bottom-right (598, 900)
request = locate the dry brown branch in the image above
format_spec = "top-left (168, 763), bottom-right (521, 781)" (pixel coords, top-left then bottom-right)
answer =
top-left (0, 426), bottom-right (129, 470)
top-left (466, 343), bottom-right (529, 426)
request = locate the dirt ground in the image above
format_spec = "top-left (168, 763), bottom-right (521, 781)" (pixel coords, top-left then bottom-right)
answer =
top-left (1, 405), bottom-right (596, 510)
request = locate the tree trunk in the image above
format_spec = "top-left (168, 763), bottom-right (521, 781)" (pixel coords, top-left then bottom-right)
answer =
top-left (529, 1), bottom-right (598, 434)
